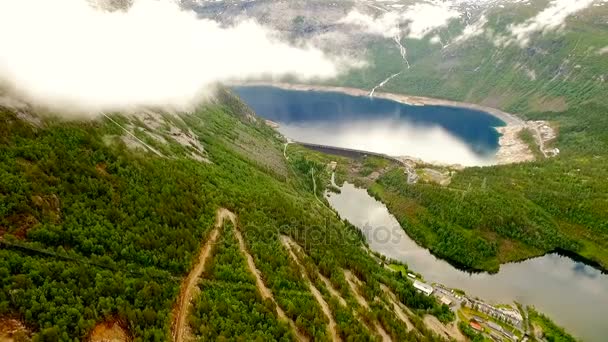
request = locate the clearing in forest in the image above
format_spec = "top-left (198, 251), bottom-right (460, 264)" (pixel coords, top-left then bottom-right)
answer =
top-left (280, 236), bottom-right (341, 342)
top-left (343, 270), bottom-right (392, 342)
top-left (172, 209), bottom-right (229, 342)
top-left (89, 320), bottom-right (128, 342)
top-left (0, 318), bottom-right (29, 342)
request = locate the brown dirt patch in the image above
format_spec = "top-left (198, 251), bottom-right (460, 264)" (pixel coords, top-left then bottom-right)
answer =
top-left (0, 318), bottom-right (29, 342)
top-left (89, 321), bottom-right (128, 342)
top-left (95, 163), bottom-right (111, 177)
top-left (5, 214), bottom-right (39, 240)
top-left (423, 315), bottom-right (466, 342)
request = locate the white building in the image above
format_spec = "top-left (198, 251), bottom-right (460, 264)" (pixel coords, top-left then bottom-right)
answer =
top-left (413, 280), bottom-right (434, 296)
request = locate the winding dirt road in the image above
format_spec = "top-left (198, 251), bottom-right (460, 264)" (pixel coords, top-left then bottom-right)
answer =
top-left (172, 209), bottom-right (234, 342)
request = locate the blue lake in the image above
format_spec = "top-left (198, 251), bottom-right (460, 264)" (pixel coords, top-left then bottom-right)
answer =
top-left (233, 86), bottom-right (505, 166)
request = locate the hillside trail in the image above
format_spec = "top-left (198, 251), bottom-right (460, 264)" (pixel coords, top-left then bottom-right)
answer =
top-left (380, 285), bottom-right (414, 331)
top-left (282, 236), bottom-right (346, 307)
top-left (172, 208), bottom-right (230, 342)
top-left (234, 226), bottom-right (309, 342)
top-left (343, 270), bottom-right (392, 342)
top-left (319, 274), bottom-right (348, 307)
top-left (423, 315), bottom-right (466, 342)
top-left (280, 236), bottom-right (342, 342)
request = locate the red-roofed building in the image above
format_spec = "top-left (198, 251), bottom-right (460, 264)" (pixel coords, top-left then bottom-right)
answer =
top-left (470, 321), bottom-right (483, 332)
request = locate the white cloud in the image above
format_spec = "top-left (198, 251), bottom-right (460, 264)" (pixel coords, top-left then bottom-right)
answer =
top-left (508, 0), bottom-right (595, 46)
top-left (0, 0), bottom-right (354, 115)
top-left (449, 15), bottom-right (489, 46)
top-left (340, 1), bottom-right (460, 40)
top-left (339, 10), bottom-right (401, 38)
top-left (401, 2), bottom-right (461, 39)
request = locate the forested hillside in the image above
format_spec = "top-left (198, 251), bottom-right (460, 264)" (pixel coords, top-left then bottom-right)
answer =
top-left (0, 91), bottom-right (452, 341)
top-left (366, 101), bottom-right (608, 272)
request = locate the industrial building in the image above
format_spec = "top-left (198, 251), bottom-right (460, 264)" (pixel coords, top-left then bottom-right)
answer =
top-left (413, 280), bottom-right (434, 296)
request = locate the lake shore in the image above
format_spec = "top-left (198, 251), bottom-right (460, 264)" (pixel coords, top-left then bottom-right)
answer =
top-left (230, 82), bottom-right (535, 165)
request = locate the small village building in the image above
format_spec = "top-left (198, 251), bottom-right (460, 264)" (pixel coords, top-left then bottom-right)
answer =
top-left (413, 280), bottom-right (433, 296)
top-left (472, 316), bottom-right (485, 323)
top-left (469, 321), bottom-right (483, 332)
top-left (490, 332), bottom-right (504, 341)
top-left (487, 321), bottom-right (503, 333)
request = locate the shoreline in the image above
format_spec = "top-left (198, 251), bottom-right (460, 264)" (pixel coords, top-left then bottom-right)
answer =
top-left (230, 82), bottom-right (535, 166)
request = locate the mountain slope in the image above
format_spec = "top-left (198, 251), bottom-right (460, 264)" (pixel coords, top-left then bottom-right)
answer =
top-left (190, 0), bottom-right (608, 272)
top-left (0, 90), bottom-right (454, 341)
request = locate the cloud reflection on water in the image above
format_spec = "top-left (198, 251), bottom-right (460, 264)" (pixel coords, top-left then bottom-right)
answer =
top-left (279, 118), bottom-right (497, 166)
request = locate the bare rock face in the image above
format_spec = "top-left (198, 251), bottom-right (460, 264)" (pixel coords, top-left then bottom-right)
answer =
top-left (495, 125), bottom-right (535, 165)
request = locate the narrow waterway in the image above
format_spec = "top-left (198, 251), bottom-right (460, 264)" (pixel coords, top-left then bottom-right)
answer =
top-left (327, 182), bottom-right (608, 342)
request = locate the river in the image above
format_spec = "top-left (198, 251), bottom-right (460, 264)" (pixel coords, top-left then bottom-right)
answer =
top-left (327, 182), bottom-right (608, 342)
top-left (233, 85), bottom-right (504, 166)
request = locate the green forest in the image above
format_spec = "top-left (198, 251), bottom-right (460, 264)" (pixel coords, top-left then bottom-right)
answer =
top-left (190, 221), bottom-right (293, 341)
top-left (0, 92), bottom-right (452, 341)
top-left (366, 101), bottom-right (608, 272)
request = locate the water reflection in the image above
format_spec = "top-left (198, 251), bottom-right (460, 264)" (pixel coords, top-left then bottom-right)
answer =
top-left (327, 182), bottom-right (608, 342)
top-left (234, 86), bottom-right (504, 166)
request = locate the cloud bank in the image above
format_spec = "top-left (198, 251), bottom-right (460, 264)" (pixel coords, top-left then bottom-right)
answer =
top-left (0, 0), bottom-right (353, 114)
top-left (449, 15), bottom-right (489, 46)
top-left (340, 2), bottom-right (460, 40)
top-left (508, 0), bottom-right (595, 46)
